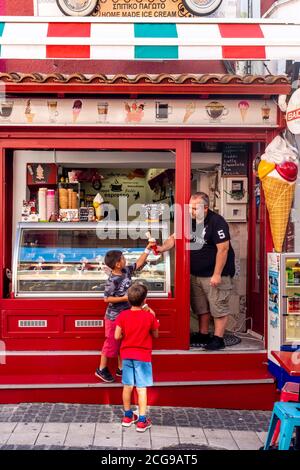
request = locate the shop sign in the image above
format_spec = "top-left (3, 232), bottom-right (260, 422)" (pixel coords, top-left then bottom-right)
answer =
top-left (0, 98), bottom-right (277, 128)
top-left (286, 88), bottom-right (300, 134)
top-left (54, 0), bottom-right (222, 17)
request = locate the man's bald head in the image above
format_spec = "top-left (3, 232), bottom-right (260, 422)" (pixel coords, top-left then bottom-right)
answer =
top-left (189, 192), bottom-right (209, 221)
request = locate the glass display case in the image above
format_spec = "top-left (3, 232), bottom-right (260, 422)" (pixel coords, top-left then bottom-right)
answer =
top-left (13, 222), bottom-right (171, 298)
top-left (268, 253), bottom-right (300, 357)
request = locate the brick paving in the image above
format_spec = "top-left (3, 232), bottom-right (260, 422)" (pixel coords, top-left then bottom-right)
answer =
top-left (0, 403), bottom-right (271, 431)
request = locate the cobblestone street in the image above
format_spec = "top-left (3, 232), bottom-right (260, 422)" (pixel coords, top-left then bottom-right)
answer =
top-left (0, 404), bottom-right (271, 450)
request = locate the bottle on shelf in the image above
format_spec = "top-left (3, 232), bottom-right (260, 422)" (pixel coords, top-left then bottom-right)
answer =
top-left (293, 261), bottom-right (300, 285)
top-left (287, 316), bottom-right (296, 340)
top-left (295, 317), bottom-right (300, 340)
top-left (286, 265), bottom-right (294, 285)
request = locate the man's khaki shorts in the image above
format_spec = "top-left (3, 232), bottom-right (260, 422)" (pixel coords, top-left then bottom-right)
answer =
top-left (190, 275), bottom-right (232, 318)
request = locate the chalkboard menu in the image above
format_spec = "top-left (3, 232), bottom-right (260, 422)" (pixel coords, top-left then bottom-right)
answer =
top-left (222, 144), bottom-right (248, 176)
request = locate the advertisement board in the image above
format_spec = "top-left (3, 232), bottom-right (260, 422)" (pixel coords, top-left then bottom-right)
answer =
top-left (37, 0), bottom-right (228, 17)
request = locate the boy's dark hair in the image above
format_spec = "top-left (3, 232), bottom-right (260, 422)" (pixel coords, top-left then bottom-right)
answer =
top-left (128, 282), bottom-right (148, 307)
top-left (104, 250), bottom-right (123, 269)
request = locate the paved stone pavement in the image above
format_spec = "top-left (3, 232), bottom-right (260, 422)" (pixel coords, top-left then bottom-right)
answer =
top-left (0, 404), bottom-right (271, 450)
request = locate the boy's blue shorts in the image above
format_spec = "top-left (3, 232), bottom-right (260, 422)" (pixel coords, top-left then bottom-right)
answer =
top-left (122, 359), bottom-right (153, 388)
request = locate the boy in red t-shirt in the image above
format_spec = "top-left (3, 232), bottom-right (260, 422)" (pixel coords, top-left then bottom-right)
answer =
top-left (115, 282), bottom-right (159, 432)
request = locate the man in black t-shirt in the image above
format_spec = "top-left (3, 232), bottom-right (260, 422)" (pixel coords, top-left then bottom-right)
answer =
top-left (157, 192), bottom-right (235, 351)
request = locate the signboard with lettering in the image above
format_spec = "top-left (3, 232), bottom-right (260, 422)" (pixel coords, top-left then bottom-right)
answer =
top-left (222, 144), bottom-right (248, 176)
top-left (37, 0), bottom-right (228, 18)
top-left (286, 88), bottom-right (300, 135)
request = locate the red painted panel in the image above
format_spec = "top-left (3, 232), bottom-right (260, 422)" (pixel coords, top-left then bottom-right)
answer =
top-left (222, 46), bottom-right (266, 60)
top-left (47, 23), bottom-right (91, 38)
top-left (46, 45), bottom-right (90, 59)
top-left (4, 0), bottom-right (34, 15)
top-left (0, 383), bottom-right (278, 409)
top-left (261, 0), bottom-right (277, 15)
top-left (63, 311), bottom-right (104, 336)
top-left (219, 24), bottom-right (264, 38)
top-left (3, 310), bottom-right (60, 336)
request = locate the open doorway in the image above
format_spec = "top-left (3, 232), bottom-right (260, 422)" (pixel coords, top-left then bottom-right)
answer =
top-left (189, 142), bottom-right (264, 352)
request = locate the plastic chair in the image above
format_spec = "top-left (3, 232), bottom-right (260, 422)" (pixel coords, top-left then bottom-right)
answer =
top-left (264, 402), bottom-right (300, 450)
top-left (271, 382), bottom-right (300, 446)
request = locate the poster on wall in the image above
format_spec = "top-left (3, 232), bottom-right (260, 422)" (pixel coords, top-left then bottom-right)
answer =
top-left (0, 98), bottom-right (278, 128)
top-left (268, 253), bottom-right (280, 331)
top-left (36, 0), bottom-right (233, 17)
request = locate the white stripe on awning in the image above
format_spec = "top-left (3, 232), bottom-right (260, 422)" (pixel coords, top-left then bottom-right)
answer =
top-left (0, 17), bottom-right (300, 60)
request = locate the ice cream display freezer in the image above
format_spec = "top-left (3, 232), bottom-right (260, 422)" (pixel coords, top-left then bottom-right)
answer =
top-left (13, 222), bottom-right (171, 298)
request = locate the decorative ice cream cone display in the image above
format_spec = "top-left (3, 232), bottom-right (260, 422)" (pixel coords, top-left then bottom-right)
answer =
top-left (238, 100), bottom-right (249, 123)
top-left (183, 102), bottom-right (196, 124)
top-left (93, 193), bottom-right (104, 221)
top-left (72, 100), bottom-right (82, 123)
top-left (258, 135), bottom-right (299, 252)
top-left (25, 99), bottom-right (35, 123)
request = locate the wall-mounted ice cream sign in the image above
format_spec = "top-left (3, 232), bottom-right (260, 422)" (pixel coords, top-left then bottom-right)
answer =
top-left (0, 99), bottom-right (277, 127)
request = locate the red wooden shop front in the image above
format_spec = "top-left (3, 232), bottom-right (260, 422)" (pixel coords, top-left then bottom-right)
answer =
top-left (0, 75), bottom-right (290, 408)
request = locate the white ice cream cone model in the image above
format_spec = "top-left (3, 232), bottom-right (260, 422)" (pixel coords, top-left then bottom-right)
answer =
top-left (93, 193), bottom-right (104, 221)
top-left (258, 135), bottom-right (299, 252)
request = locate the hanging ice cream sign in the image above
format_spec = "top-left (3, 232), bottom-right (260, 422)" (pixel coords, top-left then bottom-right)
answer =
top-left (258, 135), bottom-right (299, 253)
top-left (0, 98), bottom-right (277, 127)
top-left (286, 88), bottom-right (300, 135)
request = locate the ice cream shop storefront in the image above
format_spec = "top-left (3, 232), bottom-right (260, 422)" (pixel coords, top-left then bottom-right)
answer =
top-left (0, 18), bottom-right (299, 409)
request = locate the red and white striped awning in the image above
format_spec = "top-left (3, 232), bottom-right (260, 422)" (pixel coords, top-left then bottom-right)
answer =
top-left (0, 17), bottom-right (300, 61)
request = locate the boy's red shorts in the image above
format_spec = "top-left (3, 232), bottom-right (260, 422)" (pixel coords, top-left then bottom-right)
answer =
top-left (101, 318), bottom-right (121, 358)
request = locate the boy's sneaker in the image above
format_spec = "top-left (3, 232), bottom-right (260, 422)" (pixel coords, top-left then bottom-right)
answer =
top-left (95, 367), bottom-right (114, 383)
top-left (122, 413), bottom-right (139, 427)
top-left (136, 417), bottom-right (152, 432)
top-left (203, 335), bottom-right (225, 351)
top-left (115, 368), bottom-right (122, 377)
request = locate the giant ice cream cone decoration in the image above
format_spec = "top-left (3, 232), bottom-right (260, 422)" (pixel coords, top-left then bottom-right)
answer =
top-left (238, 100), bottom-right (249, 123)
top-left (93, 193), bottom-right (104, 221)
top-left (258, 135), bottom-right (299, 252)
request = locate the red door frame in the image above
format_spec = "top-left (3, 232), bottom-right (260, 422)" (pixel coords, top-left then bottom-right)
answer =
top-left (0, 128), bottom-right (279, 350)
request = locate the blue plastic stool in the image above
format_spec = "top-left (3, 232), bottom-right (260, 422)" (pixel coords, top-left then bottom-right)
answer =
top-left (264, 402), bottom-right (300, 450)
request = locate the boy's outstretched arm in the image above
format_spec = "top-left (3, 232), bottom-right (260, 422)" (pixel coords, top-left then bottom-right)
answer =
top-left (104, 296), bottom-right (128, 303)
top-left (115, 325), bottom-right (123, 340)
top-left (136, 242), bottom-right (156, 269)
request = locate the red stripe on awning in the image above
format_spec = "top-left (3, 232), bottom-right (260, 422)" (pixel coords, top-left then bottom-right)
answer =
top-left (46, 45), bottom-right (90, 59)
top-left (47, 23), bottom-right (91, 37)
top-left (219, 24), bottom-right (264, 38)
top-left (222, 46), bottom-right (266, 59)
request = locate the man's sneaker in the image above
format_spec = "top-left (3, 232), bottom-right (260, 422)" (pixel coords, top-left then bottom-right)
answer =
top-left (136, 417), bottom-right (152, 432)
top-left (122, 413), bottom-right (139, 427)
top-left (190, 332), bottom-right (211, 347)
top-left (95, 367), bottom-right (114, 383)
top-left (115, 368), bottom-right (122, 377)
top-left (203, 335), bottom-right (225, 351)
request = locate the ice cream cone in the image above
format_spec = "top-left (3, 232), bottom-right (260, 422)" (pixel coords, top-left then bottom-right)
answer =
top-left (26, 113), bottom-right (35, 123)
top-left (262, 176), bottom-right (295, 252)
top-left (95, 205), bottom-right (103, 221)
top-left (240, 108), bottom-right (248, 122)
top-left (72, 112), bottom-right (79, 124)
